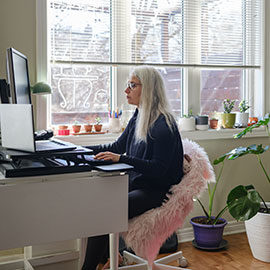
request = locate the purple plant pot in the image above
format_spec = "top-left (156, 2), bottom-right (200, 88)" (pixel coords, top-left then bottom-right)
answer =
top-left (190, 216), bottom-right (227, 248)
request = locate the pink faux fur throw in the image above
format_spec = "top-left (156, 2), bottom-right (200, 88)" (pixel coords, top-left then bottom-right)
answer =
top-left (121, 138), bottom-right (215, 265)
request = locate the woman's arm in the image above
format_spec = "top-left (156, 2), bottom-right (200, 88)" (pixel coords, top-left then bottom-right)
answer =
top-left (86, 112), bottom-right (136, 154)
top-left (88, 130), bottom-right (127, 154)
top-left (119, 124), bottom-right (183, 178)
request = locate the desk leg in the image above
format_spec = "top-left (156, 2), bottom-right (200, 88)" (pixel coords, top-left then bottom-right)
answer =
top-left (109, 232), bottom-right (119, 270)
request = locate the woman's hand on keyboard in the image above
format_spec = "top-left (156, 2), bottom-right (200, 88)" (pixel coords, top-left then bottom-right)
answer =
top-left (94, 151), bottom-right (120, 162)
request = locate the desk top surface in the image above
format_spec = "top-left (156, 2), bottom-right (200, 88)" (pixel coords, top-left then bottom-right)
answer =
top-left (0, 170), bottom-right (126, 184)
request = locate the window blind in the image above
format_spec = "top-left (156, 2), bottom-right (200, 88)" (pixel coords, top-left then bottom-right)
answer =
top-left (49, 0), bottom-right (263, 68)
top-left (49, 0), bottom-right (111, 62)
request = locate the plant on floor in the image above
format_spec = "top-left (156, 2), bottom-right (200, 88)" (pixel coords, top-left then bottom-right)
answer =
top-left (195, 160), bottom-right (228, 225)
top-left (190, 156), bottom-right (228, 249)
top-left (213, 113), bottom-right (270, 262)
top-left (214, 113), bottom-right (270, 220)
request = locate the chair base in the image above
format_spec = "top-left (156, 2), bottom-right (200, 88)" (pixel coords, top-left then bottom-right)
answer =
top-left (118, 250), bottom-right (190, 270)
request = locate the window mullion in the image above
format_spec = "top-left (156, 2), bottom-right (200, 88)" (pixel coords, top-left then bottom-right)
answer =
top-left (36, 0), bottom-right (49, 130)
top-left (111, 0), bottom-right (131, 111)
top-left (247, 0), bottom-right (265, 117)
top-left (184, 0), bottom-right (201, 115)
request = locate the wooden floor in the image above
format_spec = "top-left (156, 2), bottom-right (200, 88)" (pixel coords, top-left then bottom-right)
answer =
top-left (164, 233), bottom-right (270, 270)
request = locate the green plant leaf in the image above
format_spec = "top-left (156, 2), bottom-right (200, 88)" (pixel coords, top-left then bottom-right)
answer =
top-left (234, 113), bottom-right (270, 139)
top-left (196, 198), bottom-right (210, 219)
top-left (245, 185), bottom-right (255, 190)
top-left (239, 100), bottom-right (250, 113)
top-left (213, 154), bottom-right (227, 165)
top-left (224, 144), bottom-right (269, 161)
top-left (248, 144), bottom-right (269, 154)
top-left (227, 185), bottom-right (261, 221)
top-left (227, 146), bottom-right (249, 160)
top-left (213, 206), bottom-right (228, 225)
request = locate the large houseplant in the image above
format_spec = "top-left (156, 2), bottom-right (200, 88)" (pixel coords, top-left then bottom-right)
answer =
top-left (214, 113), bottom-right (270, 262)
top-left (190, 157), bottom-right (229, 248)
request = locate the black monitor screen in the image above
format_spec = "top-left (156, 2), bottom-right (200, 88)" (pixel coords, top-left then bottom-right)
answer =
top-left (6, 48), bottom-right (31, 104)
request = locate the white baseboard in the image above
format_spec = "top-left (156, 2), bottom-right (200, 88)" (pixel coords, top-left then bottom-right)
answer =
top-left (177, 221), bottom-right (246, 243)
top-left (28, 250), bottom-right (79, 267)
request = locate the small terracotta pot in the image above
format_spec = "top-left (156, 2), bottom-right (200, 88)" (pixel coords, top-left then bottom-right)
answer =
top-left (72, 125), bottom-right (81, 133)
top-left (209, 119), bottom-right (218, 129)
top-left (58, 125), bottom-right (68, 130)
top-left (94, 124), bottom-right (102, 132)
top-left (84, 124), bottom-right (93, 132)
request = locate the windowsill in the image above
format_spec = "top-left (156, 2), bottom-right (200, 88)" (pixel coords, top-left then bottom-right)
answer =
top-left (54, 132), bottom-right (120, 146)
top-left (180, 126), bottom-right (268, 141)
top-left (54, 126), bottom-right (268, 146)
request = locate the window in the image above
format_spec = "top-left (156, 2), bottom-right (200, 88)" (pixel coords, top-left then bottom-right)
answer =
top-left (42, 0), bottom-right (263, 127)
top-left (48, 0), bottom-right (111, 125)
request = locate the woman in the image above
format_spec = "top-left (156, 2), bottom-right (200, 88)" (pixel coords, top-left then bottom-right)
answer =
top-left (82, 66), bottom-right (184, 270)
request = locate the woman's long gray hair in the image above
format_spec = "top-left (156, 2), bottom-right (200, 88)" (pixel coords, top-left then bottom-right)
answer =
top-left (130, 66), bottom-right (175, 142)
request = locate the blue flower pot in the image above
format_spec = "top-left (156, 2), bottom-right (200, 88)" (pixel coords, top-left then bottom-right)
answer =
top-left (190, 216), bottom-right (227, 248)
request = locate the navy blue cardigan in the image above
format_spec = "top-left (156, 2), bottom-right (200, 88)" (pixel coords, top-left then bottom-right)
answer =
top-left (90, 109), bottom-right (184, 192)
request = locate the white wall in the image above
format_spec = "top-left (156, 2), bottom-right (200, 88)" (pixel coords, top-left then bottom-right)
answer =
top-left (0, 0), bottom-right (36, 84)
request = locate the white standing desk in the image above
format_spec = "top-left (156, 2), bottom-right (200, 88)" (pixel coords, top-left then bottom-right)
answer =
top-left (0, 171), bottom-right (128, 270)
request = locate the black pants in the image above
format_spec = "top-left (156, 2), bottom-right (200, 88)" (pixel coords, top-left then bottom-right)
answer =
top-left (82, 188), bottom-right (168, 270)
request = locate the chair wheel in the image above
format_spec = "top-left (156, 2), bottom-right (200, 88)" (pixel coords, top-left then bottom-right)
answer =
top-left (179, 256), bottom-right (188, 268)
top-left (122, 257), bottom-right (129, 266)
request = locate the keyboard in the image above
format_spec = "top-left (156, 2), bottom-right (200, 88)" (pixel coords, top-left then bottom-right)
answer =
top-left (35, 140), bottom-right (77, 152)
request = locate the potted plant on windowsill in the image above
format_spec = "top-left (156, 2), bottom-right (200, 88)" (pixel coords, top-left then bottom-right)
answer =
top-left (84, 123), bottom-right (93, 133)
top-left (72, 121), bottom-right (81, 133)
top-left (214, 113), bottom-right (270, 262)
top-left (221, 99), bottom-right (236, 128)
top-left (58, 124), bottom-right (70, 136)
top-left (235, 100), bottom-right (250, 128)
top-left (209, 117), bottom-right (219, 129)
top-left (195, 115), bottom-right (209, 131)
top-left (94, 117), bottom-right (102, 132)
top-left (178, 109), bottom-right (196, 132)
top-left (190, 158), bottom-right (229, 249)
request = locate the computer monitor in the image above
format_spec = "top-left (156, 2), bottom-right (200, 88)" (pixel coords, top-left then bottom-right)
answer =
top-left (6, 48), bottom-right (32, 104)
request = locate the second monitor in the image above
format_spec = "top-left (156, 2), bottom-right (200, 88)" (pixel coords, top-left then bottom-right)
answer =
top-left (6, 47), bottom-right (32, 104)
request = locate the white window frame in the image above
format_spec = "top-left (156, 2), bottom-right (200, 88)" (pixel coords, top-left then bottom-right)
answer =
top-left (36, 0), bottom-right (50, 131)
top-left (36, 0), bottom-right (267, 139)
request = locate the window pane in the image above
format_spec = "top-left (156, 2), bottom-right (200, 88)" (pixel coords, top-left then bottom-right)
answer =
top-left (49, 0), bottom-right (110, 62)
top-left (201, 0), bottom-right (243, 65)
top-left (158, 68), bottom-right (182, 116)
top-left (200, 0), bottom-right (261, 66)
top-left (130, 0), bottom-right (183, 63)
top-left (200, 69), bottom-right (243, 115)
top-left (50, 64), bottom-right (110, 125)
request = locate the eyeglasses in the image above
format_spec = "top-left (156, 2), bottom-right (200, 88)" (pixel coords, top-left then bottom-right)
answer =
top-left (126, 82), bottom-right (142, 90)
